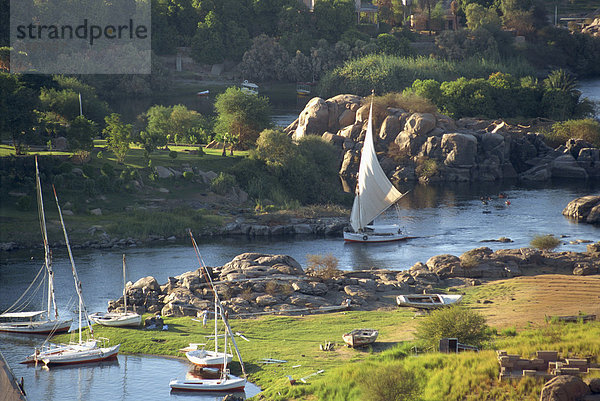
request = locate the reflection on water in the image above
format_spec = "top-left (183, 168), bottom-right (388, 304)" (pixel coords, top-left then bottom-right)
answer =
top-left (0, 334), bottom-right (260, 401)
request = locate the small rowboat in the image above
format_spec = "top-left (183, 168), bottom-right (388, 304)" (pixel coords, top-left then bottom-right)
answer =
top-left (396, 294), bottom-right (463, 309)
top-left (197, 90), bottom-right (209, 96)
top-left (342, 329), bottom-right (378, 348)
top-left (169, 373), bottom-right (246, 392)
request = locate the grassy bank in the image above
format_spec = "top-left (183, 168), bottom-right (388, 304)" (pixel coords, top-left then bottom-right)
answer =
top-left (51, 306), bottom-right (600, 401)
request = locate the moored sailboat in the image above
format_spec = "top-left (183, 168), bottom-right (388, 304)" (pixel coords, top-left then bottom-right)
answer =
top-left (343, 95), bottom-right (408, 243)
top-left (0, 157), bottom-right (72, 335)
top-left (23, 186), bottom-right (120, 366)
top-left (89, 254), bottom-right (142, 327)
top-left (170, 233), bottom-right (246, 392)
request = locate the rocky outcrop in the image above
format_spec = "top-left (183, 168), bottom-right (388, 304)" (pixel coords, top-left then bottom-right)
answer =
top-left (540, 375), bottom-right (591, 401)
top-left (563, 196), bottom-right (600, 225)
top-left (285, 95), bottom-right (600, 183)
top-left (107, 244), bottom-right (600, 318)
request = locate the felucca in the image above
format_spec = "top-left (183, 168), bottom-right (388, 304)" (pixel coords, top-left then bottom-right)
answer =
top-left (343, 94), bottom-right (409, 243)
top-left (0, 157), bottom-right (72, 334)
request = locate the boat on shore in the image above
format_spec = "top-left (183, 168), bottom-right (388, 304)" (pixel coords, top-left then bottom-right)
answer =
top-left (89, 254), bottom-right (141, 328)
top-left (170, 232), bottom-right (247, 392)
top-left (23, 186), bottom-right (120, 366)
top-left (342, 329), bottom-right (378, 348)
top-left (396, 294), bottom-right (463, 309)
top-left (0, 157), bottom-right (72, 335)
top-left (240, 80), bottom-right (258, 95)
top-left (343, 94), bottom-right (408, 243)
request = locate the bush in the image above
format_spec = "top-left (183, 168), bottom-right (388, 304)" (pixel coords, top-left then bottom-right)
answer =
top-left (530, 234), bottom-right (560, 251)
top-left (100, 163), bottom-right (114, 178)
top-left (545, 119), bottom-right (600, 148)
top-left (169, 150), bottom-right (178, 159)
top-left (306, 254), bottom-right (340, 280)
top-left (210, 172), bottom-right (237, 195)
top-left (96, 151), bottom-right (103, 159)
top-left (183, 171), bottom-right (194, 180)
top-left (82, 164), bottom-right (97, 179)
top-left (415, 306), bottom-right (491, 350)
top-left (359, 364), bottom-right (421, 401)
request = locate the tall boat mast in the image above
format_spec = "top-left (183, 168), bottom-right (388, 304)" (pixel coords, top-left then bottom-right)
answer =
top-left (35, 157), bottom-right (58, 320)
top-left (52, 185), bottom-right (94, 343)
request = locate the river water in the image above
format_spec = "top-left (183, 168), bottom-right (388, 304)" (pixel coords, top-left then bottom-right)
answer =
top-left (2, 81), bottom-right (600, 401)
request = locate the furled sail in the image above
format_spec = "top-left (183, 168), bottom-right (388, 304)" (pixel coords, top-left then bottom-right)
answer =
top-left (350, 100), bottom-right (404, 232)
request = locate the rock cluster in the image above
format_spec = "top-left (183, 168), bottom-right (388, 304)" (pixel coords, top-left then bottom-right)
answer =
top-left (107, 244), bottom-right (600, 318)
top-left (582, 18), bottom-right (600, 37)
top-left (563, 195), bottom-right (600, 225)
top-left (540, 375), bottom-right (600, 401)
top-left (285, 95), bottom-right (600, 183)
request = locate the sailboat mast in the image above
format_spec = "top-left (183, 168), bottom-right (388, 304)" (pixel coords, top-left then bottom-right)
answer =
top-left (52, 185), bottom-right (94, 341)
top-left (189, 231), bottom-right (246, 377)
top-left (35, 157), bottom-right (58, 319)
top-left (122, 254), bottom-right (127, 315)
top-left (214, 294), bottom-right (218, 353)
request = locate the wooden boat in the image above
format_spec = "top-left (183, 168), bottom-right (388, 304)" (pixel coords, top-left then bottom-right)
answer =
top-left (24, 186), bottom-right (120, 366)
top-left (240, 80), bottom-right (258, 95)
top-left (0, 157), bottom-right (72, 334)
top-left (170, 232), bottom-right (247, 392)
top-left (343, 94), bottom-right (408, 243)
top-left (342, 329), bottom-right (378, 347)
top-left (89, 255), bottom-right (141, 327)
top-left (396, 294), bottom-right (463, 309)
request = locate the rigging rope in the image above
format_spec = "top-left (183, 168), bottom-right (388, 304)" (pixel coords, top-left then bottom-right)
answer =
top-left (2, 263), bottom-right (46, 314)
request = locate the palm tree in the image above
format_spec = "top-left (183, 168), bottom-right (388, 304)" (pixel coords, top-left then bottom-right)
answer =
top-left (544, 69), bottom-right (577, 93)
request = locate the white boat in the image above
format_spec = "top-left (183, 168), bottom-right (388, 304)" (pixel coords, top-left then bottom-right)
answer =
top-left (89, 254), bottom-right (141, 327)
top-left (342, 329), bottom-right (378, 348)
top-left (396, 294), bottom-right (463, 309)
top-left (197, 90), bottom-right (209, 96)
top-left (240, 80), bottom-right (258, 95)
top-left (0, 157), bottom-right (72, 335)
top-left (26, 186), bottom-right (120, 366)
top-left (343, 95), bottom-right (408, 243)
top-left (185, 348), bottom-right (233, 369)
top-left (171, 233), bottom-right (246, 392)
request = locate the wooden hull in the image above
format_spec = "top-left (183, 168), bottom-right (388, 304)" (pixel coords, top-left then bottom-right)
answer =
top-left (169, 376), bottom-right (246, 392)
top-left (42, 344), bottom-right (120, 366)
top-left (396, 294), bottom-right (463, 309)
top-left (343, 232), bottom-right (410, 243)
top-left (186, 350), bottom-right (233, 369)
top-left (89, 312), bottom-right (141, 327)
top-left (0, 319), bottom-right (72, 335)
top-left (342, 329), bottom-right (378, 347)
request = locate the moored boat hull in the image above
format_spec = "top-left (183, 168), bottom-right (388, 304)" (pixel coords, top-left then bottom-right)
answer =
top-left (0, 319), bottom-right (72, 334)
top-left (343, 232), bottom-right (410, 243)
top-left (42, 344), bottom-right (120, 366)
top-left (396, 294), bottom-right (463, 309)
top-left (186, 350), bottom-right (233, 369)
top-left (89, 312), bottom-right (141, 327)
top-left (342, 329), bottom-right (378, 347)
top-left (169, 376), bottom-right (246, 392)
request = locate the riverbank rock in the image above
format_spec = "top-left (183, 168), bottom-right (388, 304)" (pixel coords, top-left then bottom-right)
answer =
top-left (540, 375), bottom-right (591, 401)
top-left (105, 246), bottom-right (600, 318)
top-left (289, 94), bottom-right (600, 183)
top-left (562, 195), bottom-right (600, 225)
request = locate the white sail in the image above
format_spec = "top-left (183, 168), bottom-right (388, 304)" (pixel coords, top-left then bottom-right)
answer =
top-left (349, 100), bottom-right (404, 232)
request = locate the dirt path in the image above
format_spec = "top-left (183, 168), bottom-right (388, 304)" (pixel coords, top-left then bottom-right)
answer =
top-left (469, 274), bottom-right (600, 329)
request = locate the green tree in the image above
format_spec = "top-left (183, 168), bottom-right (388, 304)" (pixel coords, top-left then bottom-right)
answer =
top-left (415, 306), bottom-right (491, 350)
top-left (255, 129), bottom-right (298, 168)
top-left (465, 3), bottom-right (501, 31)
top-left (239, 35), bottom-right (291, 82)
top-left (66, 116), bottom-right (97, 151)
top-left (214, 87), bottom-right (272, 148)
top-left (103, 113), bottom-right (132, 163)
top-left (313, 0), bottom-right (355, 43)
top-left (0, 73), bottom-right (39, 154)
top-left (376, 33), bottom-right (410, 56)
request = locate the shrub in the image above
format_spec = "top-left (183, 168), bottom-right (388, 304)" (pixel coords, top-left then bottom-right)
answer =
top-left (359, 364), bottom-right (421, 401)
top-left (16, 195), bottom-right (35, 211)
top-left (415, 157), bottom-right (440, 180)
top-left (306, 254), bottom-right (340, 280)
top-left (210, 172), bottom-right (237, 195)
top-left (100, 163), bottom-right (114, 178)
top-left (415, 306), bottom-right (491, 350)
top-left (96, 151), bottom-right (103, 159)
top-left (82, 164), bottom-right (97, 179)
top-left (530, 234), bottom-right (560, 251)
top-left (169, 150), bottom-right (178, 159)
top-left (545, 119), bottom-right (600, 148)
top-left (183, 171), bottom-right (193, 180)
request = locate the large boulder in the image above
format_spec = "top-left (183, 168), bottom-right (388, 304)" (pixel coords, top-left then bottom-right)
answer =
top-left (562, 196), bottom-right (600, 221)
top-left (294, 97), bottom-right (330, 140)
top-left (395, 131), bottom-right (427, 156)
top-left (442, 133), bottom-right (478, 167)
top-left (404, 113), bottom-right (436, 136)
top-left (131, 276), bottom-right (161, 292)
top-left (540, 375), bottom-right (591, 401)
top-left (379, 115), bottom-right (402, 144)
top-left (550, 154), bottom-right (588, 179)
